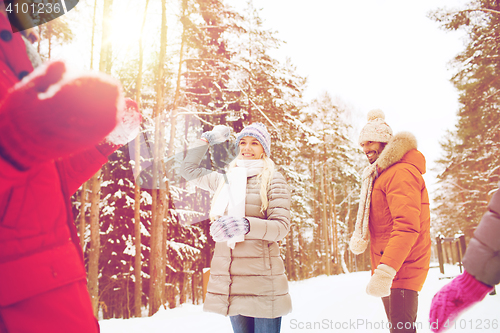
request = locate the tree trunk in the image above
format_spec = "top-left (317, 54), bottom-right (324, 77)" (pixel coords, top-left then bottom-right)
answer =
top-left (99, 0), bottom-right (113, 73)
top-left (132, 0), bottom-right (149, 318)
top-left (47, 24), bottom-right (52, 59)
top-left (344, 184), bottom-right (352, 273)
top-left (297, 224), bottom-right (304, 279)
top-left (148, 0), bottom-right (168, 316)
top-left (321, 165), bottom-right (330, 276)
top-left (37, 26), bottom-right (41, 53)
top-left (168, 0), bottom-right (187, 159)
top-left (149, 133), bottom-right (168, 315)
top-left (88, 170), bottom-right (101, 316)
top-left (148, 109), bottom-right (163, 316)
top-left (90, 0), bottom-right (97, 69)
top-left (311, 157), bottom-right (320, 276)
top-left (80, 0), bottom-right (97, 252)
top-left (87, 0), bottom-right (114, 317)
top-left (79, 182), bottom-right (87, 249)
top-left (287, 224), bottom-right (295, 280)
top-left (133, 137), bottom-right (142, 317)
top-left (329, 170), bottom-right (337, 269)
top-left (161, 0), bottom-right (189, 306)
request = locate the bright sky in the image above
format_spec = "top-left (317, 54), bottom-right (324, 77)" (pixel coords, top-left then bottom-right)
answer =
top-left (232, 0), bottom-right (470, 198)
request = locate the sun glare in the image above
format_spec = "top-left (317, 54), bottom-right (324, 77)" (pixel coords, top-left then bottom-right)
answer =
top-left (109, 4), bottom-right (143, 52)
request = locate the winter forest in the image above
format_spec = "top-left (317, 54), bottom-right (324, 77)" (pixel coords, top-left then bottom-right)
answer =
top-left (32, 0), bottom-right (500, 320)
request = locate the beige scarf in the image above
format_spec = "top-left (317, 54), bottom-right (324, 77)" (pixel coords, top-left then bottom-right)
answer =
top-left (349, 163), bottom-right (377, 255)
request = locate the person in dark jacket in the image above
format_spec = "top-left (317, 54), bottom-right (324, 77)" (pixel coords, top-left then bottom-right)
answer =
top-left (0, 5), bottom-right (140, 332)
top-left (429, 185), bottom-right (500, 333)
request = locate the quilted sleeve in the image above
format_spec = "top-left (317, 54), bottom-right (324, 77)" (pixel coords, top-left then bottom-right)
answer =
top-left (246, 171), bottom-right (291, 242)
top-left (463, 186), bottom-right (500, 286)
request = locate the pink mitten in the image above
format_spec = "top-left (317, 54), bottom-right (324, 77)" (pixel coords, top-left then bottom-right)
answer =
top-left (429, 270), bottom-right (493, 333)
top-left (0, 60), bottom-right (122, 170)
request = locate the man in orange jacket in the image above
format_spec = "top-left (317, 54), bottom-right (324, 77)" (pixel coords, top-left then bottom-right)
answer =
top-left (350, 109), bottom-right (431, 333)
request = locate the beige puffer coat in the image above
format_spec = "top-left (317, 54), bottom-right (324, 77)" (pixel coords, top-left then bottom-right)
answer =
top-left (181, 139), bottom-right (292, 318)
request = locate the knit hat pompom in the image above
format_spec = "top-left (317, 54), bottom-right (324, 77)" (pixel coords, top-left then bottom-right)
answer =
top-left (359, 109), bottom-right (393, 145)
top-left (235, 122), bottom-right (271, 157)
top-left (367, 109), bottom-right (385, 122)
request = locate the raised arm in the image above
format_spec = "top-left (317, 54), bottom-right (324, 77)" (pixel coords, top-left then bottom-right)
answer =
top-left (0, 61), bottom-right (121, 172)
top-left (57, 99), bottom-right (141, 195)
top-left (180, 139), bottom-right (223, 193)
top-left (180, 125), bottom-right (230, 192)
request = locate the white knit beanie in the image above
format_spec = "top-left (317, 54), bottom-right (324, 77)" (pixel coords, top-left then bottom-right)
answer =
top-left (358, 109), bottom-right (393, 145)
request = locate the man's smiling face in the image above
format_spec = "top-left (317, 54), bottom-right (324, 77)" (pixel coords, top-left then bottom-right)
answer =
top-left (360, 141), bottom-right (385, 164)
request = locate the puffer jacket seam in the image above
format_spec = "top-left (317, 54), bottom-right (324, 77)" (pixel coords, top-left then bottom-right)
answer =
top-left (262, 221), bottom-right (268, 241)
top-left (263, 242), bottom-right (269, 270)
top-left (226, 248), bottom-right (234, 316)
top-left (269, 242), bottom-right (275, 317)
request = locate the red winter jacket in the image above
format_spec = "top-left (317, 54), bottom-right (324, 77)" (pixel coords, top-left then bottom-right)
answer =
top-left (0, 16), bottom-right (33, 99)
top-left (0, 150), bottom-right (108, 305)
top-left (0, 13), bottom-right (113, 333)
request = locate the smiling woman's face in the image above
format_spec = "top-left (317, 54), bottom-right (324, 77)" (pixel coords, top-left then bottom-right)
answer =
top-left (238, 136), bottom-right (265, 160)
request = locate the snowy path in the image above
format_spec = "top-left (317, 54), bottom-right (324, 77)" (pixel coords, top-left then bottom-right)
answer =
top-left (100, 265), bottom-right (499, 332)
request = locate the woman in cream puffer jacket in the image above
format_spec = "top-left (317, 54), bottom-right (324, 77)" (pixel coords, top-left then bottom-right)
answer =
top-left (181, 123), bottom-right (291, 333)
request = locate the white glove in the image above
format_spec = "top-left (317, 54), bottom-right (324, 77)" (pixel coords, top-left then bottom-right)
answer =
top-left (366, 264), bottom-right (397, 297)
top-left (201, 125), bottom-right (231, 145)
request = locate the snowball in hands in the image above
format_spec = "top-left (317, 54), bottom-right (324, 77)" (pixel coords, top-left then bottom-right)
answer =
top-left (201, 125), bottom-right (231, 145)
top-left (104, 98), bottom-right (142, 145)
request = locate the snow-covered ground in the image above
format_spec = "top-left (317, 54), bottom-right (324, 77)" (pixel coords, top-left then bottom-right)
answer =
top-left (100, 264), bottom-right (499, 333)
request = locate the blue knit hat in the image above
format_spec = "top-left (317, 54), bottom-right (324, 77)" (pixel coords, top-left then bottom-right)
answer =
top-left (235, 122), bottom-right (271, 157)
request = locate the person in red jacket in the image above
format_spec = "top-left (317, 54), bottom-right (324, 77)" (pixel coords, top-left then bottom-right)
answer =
top-left (350, 110), bottom-right (431, 333)
top-left (0, 5), bottom-right (140, 333)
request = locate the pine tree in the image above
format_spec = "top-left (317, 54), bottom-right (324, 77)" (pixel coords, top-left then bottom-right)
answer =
top-left (294, 93), bottom-right (365, 276)
top-left (431, 0), bottom-right (500, 238)
top-left (36, 16), bottom-right (73, 60)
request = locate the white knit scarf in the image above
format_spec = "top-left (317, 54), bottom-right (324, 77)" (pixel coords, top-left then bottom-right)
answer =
top-left (349, 163), bottom-right (377, 255)
top-left (211, 159), bottom-right (264, 248)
